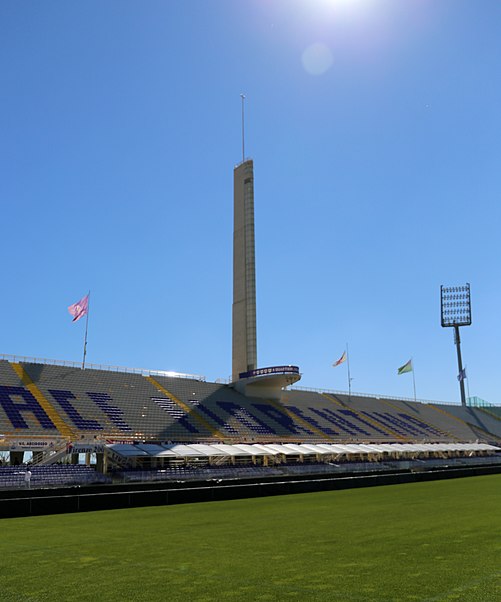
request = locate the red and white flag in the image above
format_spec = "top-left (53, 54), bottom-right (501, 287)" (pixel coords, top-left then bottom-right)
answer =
top-left (68, 293), bottom-right (89, 322)
top-left (333, 351), bottom-right (347, 367)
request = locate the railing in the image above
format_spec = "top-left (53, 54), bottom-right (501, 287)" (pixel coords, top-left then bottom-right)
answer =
top-left (1, 352), bottom-right (498, 407)
top-left (210, 378), bottom-right (500, 408)
top-left (0, 353), bottom-right (205, 381)
top-left (287, 384), bottom-right (462, 406)
top-left (467, 396), bottom-right (498, 408)
top-left (239, 365), bottom-right (300, 379)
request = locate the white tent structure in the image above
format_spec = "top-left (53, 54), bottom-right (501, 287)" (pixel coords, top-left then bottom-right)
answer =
top-left (107, 441), bottom-right (500, 467)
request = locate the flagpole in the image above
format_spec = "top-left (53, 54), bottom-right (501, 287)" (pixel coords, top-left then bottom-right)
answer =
top-left (82, 291), bottom-right (90, 370)
top-left (346, 342), bottom-right (352, 401)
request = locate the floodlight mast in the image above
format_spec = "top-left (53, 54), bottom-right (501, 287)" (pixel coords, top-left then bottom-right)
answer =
top-left (440, 284), bottom-right (472, 407)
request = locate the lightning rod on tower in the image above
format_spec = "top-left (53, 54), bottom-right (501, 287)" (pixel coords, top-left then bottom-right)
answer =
top-left (240, 93), bottom-right (246, 162)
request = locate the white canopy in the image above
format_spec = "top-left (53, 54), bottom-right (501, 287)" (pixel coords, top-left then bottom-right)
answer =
top-left (187, 444), bottom-right (231, 457)
top-left (107, 441), bottom-right (500, 459)
top-left (163, 444), bottom-right (203, 457)
top-left (208, 444), bottom-right (254, 457)
top-left (254, 444), bottom-right (297, 456)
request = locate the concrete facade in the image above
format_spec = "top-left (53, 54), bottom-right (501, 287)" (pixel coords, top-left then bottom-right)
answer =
top-left (232, 159), bottom-right (257, 381)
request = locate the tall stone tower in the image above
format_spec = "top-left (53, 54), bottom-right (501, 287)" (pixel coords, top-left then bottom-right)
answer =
top-left (232, 159), bottom-right (257, 382)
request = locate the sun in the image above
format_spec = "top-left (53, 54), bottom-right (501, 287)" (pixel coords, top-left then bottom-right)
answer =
top-left (317, 0), bottom-right (374, 12)
top-left (308, 0), bottom-right (377, 23)
top-left (321, 0), bottom-right (367, 5)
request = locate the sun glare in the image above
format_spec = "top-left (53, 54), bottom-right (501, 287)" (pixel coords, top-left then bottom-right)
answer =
top-left (302, 42), bottom-right (333, 76)
top-left (320, 0), bottom-right (368, 7)
top-left (316, 0), bottom-right (375, 15)
top-left (300, 0), bottom-right (375, 75)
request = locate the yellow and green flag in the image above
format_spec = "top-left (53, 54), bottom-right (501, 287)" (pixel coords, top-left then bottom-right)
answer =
top-left (398, 359), bottom-right (413, 375)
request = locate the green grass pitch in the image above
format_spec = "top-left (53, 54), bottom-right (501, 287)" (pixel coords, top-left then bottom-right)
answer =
top-left (1, 475), bottom-right (500, 601)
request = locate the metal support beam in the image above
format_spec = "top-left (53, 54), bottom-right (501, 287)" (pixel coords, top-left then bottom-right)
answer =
top-left (454, 325), bottom-right (467, 407)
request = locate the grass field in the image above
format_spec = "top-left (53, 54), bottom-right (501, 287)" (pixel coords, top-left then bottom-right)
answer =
top-left (1, 475), bottom-right (500, 601)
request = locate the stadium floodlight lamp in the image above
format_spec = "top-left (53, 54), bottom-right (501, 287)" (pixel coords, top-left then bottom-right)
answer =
top-left (440, 284), bottom-right (471, 327)
top-left (440, 283), bottom-right (471, 407)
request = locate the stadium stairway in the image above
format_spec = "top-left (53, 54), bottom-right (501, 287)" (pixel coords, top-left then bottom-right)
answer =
top-left (17, 363), bottom-right (189, 442)
top-left (145, 376), bottom-right (223, 441)
top-left (33, 441), bottom-right (71, 466)
top-left (480, 406), bottom-right (501, 420)
top-left (428, 403), bottom-right (501, 443)
top-left (0, 360), bottom-right (66, 441)
top-left (149, 374), bottom-right (321, 442)
top-left (475, 407), bottom-right (501, 440)
top-left (11, 363), bottom-right (75, 439)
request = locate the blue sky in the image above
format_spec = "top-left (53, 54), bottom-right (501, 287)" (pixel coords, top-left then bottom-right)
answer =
top-left (1, 0), bottom-right (500, 404)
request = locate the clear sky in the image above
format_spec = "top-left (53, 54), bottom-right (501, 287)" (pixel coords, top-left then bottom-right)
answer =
top-left (1, 0), bottom-right (500, 404)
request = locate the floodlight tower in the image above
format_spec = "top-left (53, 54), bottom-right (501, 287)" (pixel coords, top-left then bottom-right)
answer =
top-left (440, 284), bottom-right (472, 407)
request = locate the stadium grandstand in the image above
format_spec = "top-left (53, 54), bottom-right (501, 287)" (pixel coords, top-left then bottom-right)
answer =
top-left (0, 354), bottom-right (500, 491)
top-left (1, 157), bottom-right (500, 496)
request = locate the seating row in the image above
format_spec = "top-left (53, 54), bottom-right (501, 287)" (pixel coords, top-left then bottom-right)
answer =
top-left (1, 360), bottom-right (500, 445)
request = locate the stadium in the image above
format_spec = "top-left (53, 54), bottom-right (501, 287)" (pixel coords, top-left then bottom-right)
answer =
top-left (2, 156), bottom-right (501, 602)
top-left (3, 4), bottom-right (501, 600)
top-left (1, 157), bottom-right (500, 510)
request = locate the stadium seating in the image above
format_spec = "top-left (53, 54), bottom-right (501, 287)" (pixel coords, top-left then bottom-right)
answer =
top-left (1, 360), bottom-right (500, 455)
top-left (432, 404), bottom-right (501, 439)
top-left (0, 464), bottom-right (111, 489)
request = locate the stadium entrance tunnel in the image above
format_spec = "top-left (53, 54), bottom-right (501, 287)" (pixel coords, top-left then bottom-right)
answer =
top-left (232, 365), bottom-right (301, 401)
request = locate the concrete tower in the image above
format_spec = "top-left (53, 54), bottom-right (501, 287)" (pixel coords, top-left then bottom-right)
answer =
top-left (232, 159), bottom-right (257, 382)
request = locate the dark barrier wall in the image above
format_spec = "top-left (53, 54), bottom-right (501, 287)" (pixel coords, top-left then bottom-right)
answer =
top-left (1, 464), bottom-right (500, 519)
